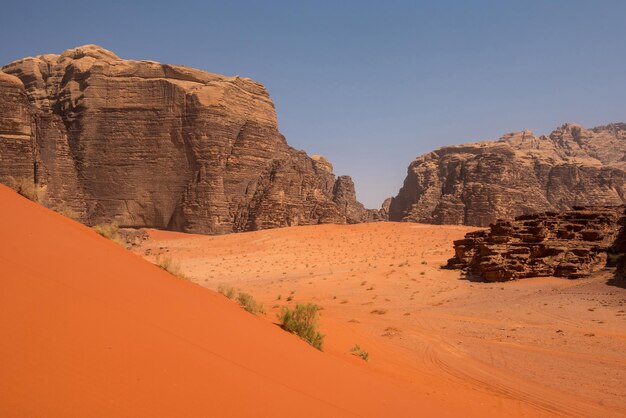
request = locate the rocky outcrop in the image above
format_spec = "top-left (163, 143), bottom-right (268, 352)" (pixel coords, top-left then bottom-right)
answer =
top-left (447, 206), bottom-right (626, 281)
top-left (378, 197), bottom-right (392, 220)
top-left (0, 45), bottom-right (368, 234)
top-left (389, 124), bottom-right (626, 226)
top-left (332, 175), bottom-right (370, 223)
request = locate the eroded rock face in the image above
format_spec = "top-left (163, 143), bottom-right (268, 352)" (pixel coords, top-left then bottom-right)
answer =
top-left (389, 124), bottom-right (626, 226)
top-left (447, 206), bottom-right (626, 281)
top-left (0, 72), bottom-right (33, 183)
top-left (0, 45), bottom-right (368, 234)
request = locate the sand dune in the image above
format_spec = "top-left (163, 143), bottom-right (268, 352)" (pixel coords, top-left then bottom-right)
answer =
top-left (137, 222), bottom-right (626, 417)
top-left (0, 184), bottom-right (465, 417)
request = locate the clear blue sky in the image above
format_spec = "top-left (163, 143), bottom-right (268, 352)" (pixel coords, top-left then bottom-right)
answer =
top-left (2, 1), bottom-right (625, 207)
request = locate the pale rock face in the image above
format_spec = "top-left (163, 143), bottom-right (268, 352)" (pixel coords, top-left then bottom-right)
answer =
top-left (0, 45), bottom-right (368, 234)
top-left (389, 123), bottom-right (626, 226)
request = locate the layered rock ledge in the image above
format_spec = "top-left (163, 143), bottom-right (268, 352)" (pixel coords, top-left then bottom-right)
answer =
top-left (447, 206), bottom-right (626, 281)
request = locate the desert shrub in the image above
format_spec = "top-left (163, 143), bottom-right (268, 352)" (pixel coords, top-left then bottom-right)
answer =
top-left (50, 202), bottom-right (79, 220)
top-left (93, 222), bottom-right (120, 240)
top-left (350, 344), bottom-right (369, 361)
top-left (236, 292), bottom-right (265, 314)
top-left (279, 303), bottom-right (324, 351)
top-left (155, 256), bottom-right (189, 280)
top-left (6, 176), bottom-right (47, 203)
top-left (93, 221), bottom-right (127, 246)
top-left (218, 284), bottom-right (237, 299)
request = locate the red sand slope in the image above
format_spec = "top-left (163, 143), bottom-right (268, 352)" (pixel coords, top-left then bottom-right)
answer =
top-left (0, 185), bottom-right (462, 417)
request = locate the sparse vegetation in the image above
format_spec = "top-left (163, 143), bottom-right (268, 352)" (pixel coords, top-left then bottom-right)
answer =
top-left (237, 292), bottom-right (265, 314)
top-left (350, 344), bottom-right (369, 361)
top-left (93, 221), bottom-right (126, 246)
top-left (10, 176), bottom-right (79, 219)
top-left (6, 176), bottom-right (47, 203)
top-left (217, 286), bottom-right (265, 315)
top-left (279, 303), bottom-right (324, 350)
top-left (51, 203), bottom-right (79, 220)
top-left (370, 309), bottom-right (387, 315)
top-left (218, 285), bottom-right (237, 299)
top-left (155, 255), bottom-right (189, 280)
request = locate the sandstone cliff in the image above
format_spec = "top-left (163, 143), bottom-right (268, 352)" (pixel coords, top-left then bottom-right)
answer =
top-left (389, 123), bottom-right (626, 226)
top-left (0, 45), bottom-right (369, 234)
top-left (447, 206), bottom-right (626, 281)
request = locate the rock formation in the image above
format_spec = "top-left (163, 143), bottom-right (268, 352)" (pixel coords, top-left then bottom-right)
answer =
top-left (0, 71), bottom-right (33, 183)
top-left (389, 124), bottom-right (626, 226)
top-left (0, 45), bottom-right (370, 234)
top-left (447, 206), bottom-right (626, 281)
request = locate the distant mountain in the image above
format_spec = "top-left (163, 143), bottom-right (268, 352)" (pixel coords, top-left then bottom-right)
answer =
top-left (389, 123), bottom-right (626, 226)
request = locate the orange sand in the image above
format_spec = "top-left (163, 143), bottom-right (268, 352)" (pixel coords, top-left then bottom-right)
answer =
top-left (0, 184), bottom-right (467, 417)
top-left (137, 222), bottom-right (626, 417)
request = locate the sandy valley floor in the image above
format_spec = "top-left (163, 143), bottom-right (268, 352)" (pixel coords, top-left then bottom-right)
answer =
top-left (135, 222), bottom-right (626, 417)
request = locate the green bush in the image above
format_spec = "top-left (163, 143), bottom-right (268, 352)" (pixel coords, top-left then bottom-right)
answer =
top-left (279, 303), bottom-right (324, 351)
top-left (237, 292), bottom-right (265, 315)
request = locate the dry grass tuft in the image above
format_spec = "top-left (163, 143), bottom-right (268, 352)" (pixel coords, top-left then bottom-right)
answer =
top-left (236, 292), bottom-right (265, 314)
top-left (155, 255), bottom-right (189, 281)
top-left (93, 222), bottom-right (127, 247)
top-left (350, 344), bottom-right (369, 361)
top-left (6, 176), bottom-right (47, 203)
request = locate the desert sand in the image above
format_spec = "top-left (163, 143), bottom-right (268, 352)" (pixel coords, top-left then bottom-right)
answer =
top-left (136, 222), bottom-right (626, 417)
top-left (0, 184), bottom-right (468, 417)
